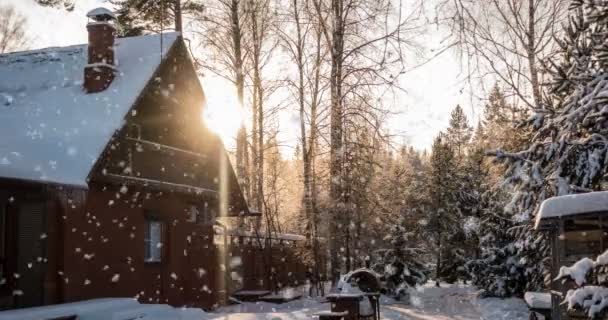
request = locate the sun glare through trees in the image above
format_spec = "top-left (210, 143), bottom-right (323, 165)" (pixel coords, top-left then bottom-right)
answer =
top-left (2, 0), bottom-right (608, 319)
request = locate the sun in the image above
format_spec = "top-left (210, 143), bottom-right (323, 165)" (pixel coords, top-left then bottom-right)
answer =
top-left (202, 84), bottom-right (245, 148)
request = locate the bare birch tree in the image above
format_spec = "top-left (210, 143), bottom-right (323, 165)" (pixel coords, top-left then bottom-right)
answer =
top-left (247, 0), bottom-right (277, 214)
top-left (311, 0), bottom-right (425, 281)
top-left (0, 5), bottom-right (29, 54)
top-left (194, 0), bottom-right (251, 202)
top-left (441, 0), bottom-right (567, 108)
top-left (278, 0), bottom-right (329, 294)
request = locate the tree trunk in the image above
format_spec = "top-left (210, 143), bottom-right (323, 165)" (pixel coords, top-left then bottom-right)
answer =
top-left (249, 0), bottom-right (264, 214)
top-left (230, 0), bottom-right (250, 203)
top-left (527, 0), bottom-right (542, 108)
top-left (328, 0), bottom-right (345, 284)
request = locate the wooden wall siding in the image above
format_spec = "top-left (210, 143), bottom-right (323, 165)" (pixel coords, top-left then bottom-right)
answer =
top-left (59, 182), bottom-right (221, 309)
top-left (16, 201), bottom-right (46, 308)
top-left (228, 242), bottom-right (309, 293)
top-left (0, 180), bottom-right (73, 310)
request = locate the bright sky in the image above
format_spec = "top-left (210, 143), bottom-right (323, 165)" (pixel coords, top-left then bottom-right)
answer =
top-left (6, 0), bottom-right (479, 153)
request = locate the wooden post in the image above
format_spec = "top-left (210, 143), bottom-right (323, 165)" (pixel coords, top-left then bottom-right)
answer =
top-left (551, 221), bottom-right (565, 320)
top-left (600, 216), bottom-right (604, 252)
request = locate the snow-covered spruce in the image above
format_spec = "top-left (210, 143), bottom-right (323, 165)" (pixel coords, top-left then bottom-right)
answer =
top-left (488, 0), bottom-right (608, 295)
top-left (371, 224), bottom-right (429, 299)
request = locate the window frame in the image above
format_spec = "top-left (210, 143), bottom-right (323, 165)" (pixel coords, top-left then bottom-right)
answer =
top-left (0, 203), bottom-right (6, 281)
top-left (144, 214), bottom-right (164, 264)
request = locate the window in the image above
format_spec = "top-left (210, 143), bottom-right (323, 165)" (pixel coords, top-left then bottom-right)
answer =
top-left (0, 204), bottom-right (6, 281)
top-left (564, 218), bottom-right (602, 264)
top-left (186, 205), bottom-right (198, 223)
top-left (200, 203), bottom-right (216, 224)
top-left (144, 219), bottom-right (162, 262)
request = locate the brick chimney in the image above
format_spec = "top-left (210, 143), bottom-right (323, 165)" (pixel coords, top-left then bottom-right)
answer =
top-left (84, 8), bottom-right (117, 93)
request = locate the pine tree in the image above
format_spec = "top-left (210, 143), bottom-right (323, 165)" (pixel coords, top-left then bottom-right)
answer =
top-left (372, 223), bottom-right (429, 299)
top-left (480, 85), bottom-right (529, 154)
top-left (34, 0), bottom-right (74, 11)
top-left (446, 105), bottom-right (472, 159)
top-left (465, 187), bottom-right (540, 298)
top-left (372, 146), bottom-right (430, 298)
top-left (426, 134), bottom-right (464, 283)
top-left (109, 0), bottom-right (204, 36)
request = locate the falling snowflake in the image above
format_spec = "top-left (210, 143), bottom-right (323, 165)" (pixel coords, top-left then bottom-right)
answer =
top-left (111, 274), bottom-right (120, 283)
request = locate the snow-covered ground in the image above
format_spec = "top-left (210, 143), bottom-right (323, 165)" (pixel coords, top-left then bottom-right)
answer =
top-left (0, 283), bottom-right (529, 320)
top-left (205, 283), bottom-right (530, 320)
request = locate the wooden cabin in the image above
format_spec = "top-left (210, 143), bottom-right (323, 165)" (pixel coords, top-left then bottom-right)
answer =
top-left (0, 8), bottom-right (255, 310)
top-left (534, 191), bottom-right (608, 319)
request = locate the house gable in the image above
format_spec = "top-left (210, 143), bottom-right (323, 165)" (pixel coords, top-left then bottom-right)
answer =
top-left (92, 40), bottom-right (249, 216)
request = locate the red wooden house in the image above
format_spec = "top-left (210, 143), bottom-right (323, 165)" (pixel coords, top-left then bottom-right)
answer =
top-left (0, 8), bottom-right (253, 310)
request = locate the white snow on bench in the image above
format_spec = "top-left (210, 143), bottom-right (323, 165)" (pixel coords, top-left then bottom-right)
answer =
top-left (524, 292), bottom-right (551, 310)
top-left (0, 32), bottom-right (178, 187)
top-left (234, 290), bottom-right (271, 296)
top-left (536, 191), bottom-right (608, 228)
top-left (0, 298), bottom-right (207, 320)
top-left (314, 310), bottom-right (349, 317)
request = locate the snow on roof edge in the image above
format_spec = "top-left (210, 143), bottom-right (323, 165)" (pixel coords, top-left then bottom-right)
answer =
top-left (535, 191), bottom-right (608, 229)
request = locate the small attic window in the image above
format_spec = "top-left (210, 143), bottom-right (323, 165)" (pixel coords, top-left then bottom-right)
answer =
top-left (127, 124), bottom-right (141, 139)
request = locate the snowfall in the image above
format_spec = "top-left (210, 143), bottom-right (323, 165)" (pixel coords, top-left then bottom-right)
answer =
top-left (0, 282), bottom-right (529, 320)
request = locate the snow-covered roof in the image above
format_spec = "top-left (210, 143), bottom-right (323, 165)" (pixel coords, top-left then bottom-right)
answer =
top-left (0, 32), bottom-right (180, 187)
top-left (535, 191), bottom-right (608, 228)
top-left (0, 297), bottom-right (207, 320)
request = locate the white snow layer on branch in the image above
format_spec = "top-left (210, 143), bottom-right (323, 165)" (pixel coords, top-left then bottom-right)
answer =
top-left (556, 249), bottom-right (608, 286)
top-left (556, 257), bottom-right (595, 286)
top-left (565, 286), bottom-right (608, 318)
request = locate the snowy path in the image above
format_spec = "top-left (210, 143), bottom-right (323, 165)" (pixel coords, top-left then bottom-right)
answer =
top-left (205, 283), bottom-right (529, 320)
top-left (384, 284), bottom-right (481, 319)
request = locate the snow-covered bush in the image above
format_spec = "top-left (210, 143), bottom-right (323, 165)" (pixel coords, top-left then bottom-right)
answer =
top-left (372, 224), bottom-right (430, 298)
top-left (465, 190), bottom-right (546, 298)
top-left (556, 251), bottom-right (608, 318)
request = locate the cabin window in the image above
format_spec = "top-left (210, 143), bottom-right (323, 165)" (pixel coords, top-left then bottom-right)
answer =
top-left (564, 218), bottom-right (602, 263)
top-left (186, 205), bottom-right (198, 223)
top-left (144, 218), bottom-right (163, 263)
top-left (0, 203), bottom-right (6, 280)
top-left (127, 124), bottom-right (141, 139)
top-left (200, 204), bottom-right (216, 224)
